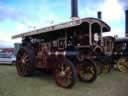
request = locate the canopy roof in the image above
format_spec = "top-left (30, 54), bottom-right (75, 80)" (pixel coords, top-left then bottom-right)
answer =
top-left (12, 17), bottom-right (110, 39)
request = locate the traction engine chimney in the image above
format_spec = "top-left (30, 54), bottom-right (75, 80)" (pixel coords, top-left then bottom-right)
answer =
top-left (97, 11), bottom-right (102, 19)
top-left (71, 0), bottom-right (79, 20)
top-left (125, 10), bottom-right (128, 37)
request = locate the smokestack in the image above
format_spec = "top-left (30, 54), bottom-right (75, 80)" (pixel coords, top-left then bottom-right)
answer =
top-left (97, 11), bottom-right (102, 19)
top-left (71, 0), bottom-right (79, 20)
top-left (125, 10), bottom-right (128, 37)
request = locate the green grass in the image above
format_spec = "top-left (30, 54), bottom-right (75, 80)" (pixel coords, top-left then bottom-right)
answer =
top-left (0, 65), bottom-right (128, 96)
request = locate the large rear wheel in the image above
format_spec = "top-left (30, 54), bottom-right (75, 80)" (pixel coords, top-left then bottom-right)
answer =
top-left (54, 59), bottom-right (77, 88)
top-left (77, 59), bottom-right (97, 82)
top-left (16, 47), bottom-right (35, 76)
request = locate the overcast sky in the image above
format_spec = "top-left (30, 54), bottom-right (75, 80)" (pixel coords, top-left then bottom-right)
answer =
top-left (0, 0), bottom-right (127, 48)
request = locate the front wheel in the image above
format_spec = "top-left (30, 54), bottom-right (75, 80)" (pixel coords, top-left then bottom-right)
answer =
top-left (77, 59), bottom-right (97, 82)
top-left (117, 57), bottom-right (128, 72)
top-left (54, 59), bottom-right (77, 88)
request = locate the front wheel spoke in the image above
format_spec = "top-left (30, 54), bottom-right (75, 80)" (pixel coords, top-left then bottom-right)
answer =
top-left (65, 66), bottom-right (70, 72)
top-left (80, 65), bottom-right (94, 79)
top-left (64, 77), bottom-right (71, 84)
top-left (84, 73), bottom-right (92, 80)
top-left (124, 62), bottom-right (128, 67)
top-left (56, 69), bottom-right (64, 77)
top-left (90, 67), bottom-right (95, 74)
top-left (119, 62), bottom-right (125, 66)
top-left (84, 73), bottom-right (89, 80)
top-left (61, 63), bottom-right (64, 71)
top-left (65, 71), bottom-right (72, 79)
top-left (60, 75), bottom-right (72, 86)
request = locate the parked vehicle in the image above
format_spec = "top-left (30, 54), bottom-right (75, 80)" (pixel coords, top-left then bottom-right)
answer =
top-left (0, 53), bottom-right (16, 65)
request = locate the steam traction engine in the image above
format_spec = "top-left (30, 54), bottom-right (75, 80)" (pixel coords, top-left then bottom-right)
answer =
top-left (113, 38), bottom-right (128, 72)
top-left (112, 10), bottom-right (128, 72)
top-left (12, 17), bottom-right (111, 88)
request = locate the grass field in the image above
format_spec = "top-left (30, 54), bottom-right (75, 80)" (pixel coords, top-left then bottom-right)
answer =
top-left (0, 65), bottom-right (128, 96)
